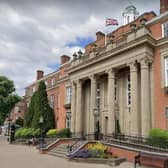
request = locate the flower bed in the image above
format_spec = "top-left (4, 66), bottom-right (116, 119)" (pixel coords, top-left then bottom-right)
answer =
top-left (68, 142), bottom-right (118, 159)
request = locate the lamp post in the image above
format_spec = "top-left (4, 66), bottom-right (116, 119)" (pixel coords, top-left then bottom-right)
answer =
top-left (7, 115), bottom-right (11, 142)
top-left (39, 115), bottom-right (44, 149)
top-left (93, 108), bottom-right (100, 140)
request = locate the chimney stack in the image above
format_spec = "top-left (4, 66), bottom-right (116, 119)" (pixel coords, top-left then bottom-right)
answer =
top-left (61, 55), bottom-right (70, 64)
top-left (36, 70), bottom-right (44, 80)
top-left (96, 31), bottom-right (105, 41)
top-left (160, 0), bottom-right (168, 14)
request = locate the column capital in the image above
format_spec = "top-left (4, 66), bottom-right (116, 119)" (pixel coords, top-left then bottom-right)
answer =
top-left (71, 80), bottom-right (76, 86)
top-left (106, 68), bottom-right (115, 78)
top-left (76, 79), bottom-right (82, 88)
top-left (127, 61), bottom-right (138, 72)
top-left (140, 57), bottom-right (153, 69)
top-left (89, 74), bottom-right (97, 81)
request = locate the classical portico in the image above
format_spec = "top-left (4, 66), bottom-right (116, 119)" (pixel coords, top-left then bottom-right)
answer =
top-left (69, 26), bottom-right (155, 138)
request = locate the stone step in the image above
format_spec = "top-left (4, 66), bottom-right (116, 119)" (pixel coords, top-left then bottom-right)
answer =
top-left (50, 150), bottom-right (67, 155)
top-left (48, 151), bottom-right (67, 158)
top-left (51, 148), bottom-right (67, 153)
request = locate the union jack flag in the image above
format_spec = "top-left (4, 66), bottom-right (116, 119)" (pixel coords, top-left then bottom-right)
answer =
top-left (106, 18), bottom-right (119, 26)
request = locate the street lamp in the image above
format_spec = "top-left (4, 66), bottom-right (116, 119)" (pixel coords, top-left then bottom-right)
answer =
top-left (7, 115), bottom-right (11, 142)
top-left (93, 108), bottom-right (100, 140)
top-left (39, 115), bottom-right (44, 149)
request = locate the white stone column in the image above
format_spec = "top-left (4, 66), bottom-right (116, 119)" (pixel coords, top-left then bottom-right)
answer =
top-left (89, 75), bottom-right (97, 134)
top-left (107, 69), bottom-right (115, 134)
top-left (140, 58), bottom-right (151, 136)
top-left (70, 81), bottom-right (76, 133)
top-left (75, 80), bottom-right (82, 135)
top-left (129, 62), bottom-right (139, 136)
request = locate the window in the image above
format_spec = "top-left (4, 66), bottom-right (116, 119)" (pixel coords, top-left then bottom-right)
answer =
top-left (127, 16), bottom-right (130, 23)
top-left (162, 22), bottom-right (168, 37)
top-left (51, 78), bottom-right (54, 86)
top-left (45, 81), bottom-right (48, 87)
top-left (33, 86), bottom-right (36, 93)
top-left (50, 94), bottom-right (54, 109)
top-left (96, 82), bottom-right (101, 109)
top-left (165, 107), bottom-right (168, 118)
top-left (55, 94), bottom-right (59, 109)
top-left (66, 86), bottom-right (72, 104)
top-left (66, 112), bottom-right (71, 128)
top-left (126, 74), bottom-right (131, 106)
top-left (165, 57), bottom-right (168, 86)
top-left (114, 79), bottom-right (117, 101)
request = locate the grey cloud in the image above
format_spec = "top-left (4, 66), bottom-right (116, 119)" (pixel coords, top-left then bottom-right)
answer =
top-left (0, 0), bottom-right (160, 95)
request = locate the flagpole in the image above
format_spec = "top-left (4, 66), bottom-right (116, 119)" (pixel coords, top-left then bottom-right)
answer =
top-left (105, 17), bottom-right (107, 46)
top-left (105, 18), bottom-right (119, 46)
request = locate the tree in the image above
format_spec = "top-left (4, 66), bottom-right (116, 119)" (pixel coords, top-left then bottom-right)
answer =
top-left (24, 91), bottom-right (38, 127)
top-left (31, 81), bottom-right (55, 132)
top-left (0, 76), bottom-right (20, 125)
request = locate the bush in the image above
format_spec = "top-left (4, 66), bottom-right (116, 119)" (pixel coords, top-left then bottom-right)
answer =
top-left (148, 128), bottom-right (168, 148)
top-left (56, 128), bottom-right (71, 138)
top-left (46, 129), bottom-right (57, 137)
top-left (15, 128), bottom-right (40, 138)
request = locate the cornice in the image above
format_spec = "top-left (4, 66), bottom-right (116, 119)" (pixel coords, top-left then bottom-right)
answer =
top-left (156, 37), bottom-right (168, 47)
top-left (68, 34), bottom-right (156, 74)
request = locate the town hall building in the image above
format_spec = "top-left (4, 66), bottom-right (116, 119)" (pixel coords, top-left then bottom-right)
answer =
top-left (24, 0), bottom-right (168, 138)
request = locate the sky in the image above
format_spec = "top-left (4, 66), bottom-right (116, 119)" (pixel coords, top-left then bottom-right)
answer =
top-left (0, 0), bottom-right (160, 96)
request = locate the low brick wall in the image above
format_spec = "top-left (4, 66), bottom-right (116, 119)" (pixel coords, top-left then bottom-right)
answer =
top-left (107, 146), bottom-right (138, 162)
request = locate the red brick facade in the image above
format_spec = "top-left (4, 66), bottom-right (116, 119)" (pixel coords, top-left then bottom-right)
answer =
top-left (25, 55), bottom-right (71, 130)
top-left (25, 0), bottom-right (168, 133)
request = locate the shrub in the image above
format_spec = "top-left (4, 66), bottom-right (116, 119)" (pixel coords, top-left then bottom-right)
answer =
top-left (46, 129), bottom-right (57, 137)
top-left (87, 143), bottom-right (107, 158)
top-left (87, 142), bottom-right (107, 152)
top-left (148, 128), bottom-right (168, 148)
top-left (15, 128), bottom-right (40, 138)
top-left (57, 128), bottom-right (71, 138)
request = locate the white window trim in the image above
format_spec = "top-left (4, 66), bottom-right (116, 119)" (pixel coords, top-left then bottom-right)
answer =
top-left (165, 107), bottom-right (168, 118)
top-left (162, 23), bottom-right (164, 38)
top-left (162, 22), bottom-right (168, 38)
top-left (66, 86), bottom-right (72, 104)
top-left (165, 57), bottom-right (168, 87)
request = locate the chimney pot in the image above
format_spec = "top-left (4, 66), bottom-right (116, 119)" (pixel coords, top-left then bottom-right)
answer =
top-left (36, 70), bottom-right (44, 80)
top-left (61, 55), bottom-right (70, 64)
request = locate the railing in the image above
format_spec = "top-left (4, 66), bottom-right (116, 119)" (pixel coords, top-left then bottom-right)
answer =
top-left (72, 133), bottom-right (168, 153)
top-left (102, 133), bottom-right (168, 153)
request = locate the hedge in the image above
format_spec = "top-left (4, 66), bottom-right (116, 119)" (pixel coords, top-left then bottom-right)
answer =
top-left (15, 128), bottom-right (40, 138)
top-left (148, 128), bottom-right (168, 148)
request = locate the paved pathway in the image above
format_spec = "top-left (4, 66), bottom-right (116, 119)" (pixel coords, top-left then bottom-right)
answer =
top-left (0, 136), bottom-right (136, 168)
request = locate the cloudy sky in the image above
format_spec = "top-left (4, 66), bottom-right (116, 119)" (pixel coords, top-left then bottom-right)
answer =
top-left (0, 0), bottom-right (160, 96)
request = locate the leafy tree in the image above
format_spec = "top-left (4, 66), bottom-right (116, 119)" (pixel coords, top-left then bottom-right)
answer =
top-left (0, 76), bottom-right (20, 125)
top-left (24, 92), bottom-right (38, 127)
top-left (31, 81), bottom-right (55, 132)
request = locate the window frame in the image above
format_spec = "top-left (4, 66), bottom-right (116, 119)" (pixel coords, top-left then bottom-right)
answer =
top-left (66, 86), bottom-right (72, 104)
top-left (162, 22), bottom-right (168, 38)
top-left (164, 57), bottom-right (168, 87)
top-left (126, 73), bottom-right (131, 106)
top-left (50, 94), bottom-right (54, 109)
top-left (165, 107), bottom-right (168, 118)
top-left (66, 112), bottom-right (71, 129)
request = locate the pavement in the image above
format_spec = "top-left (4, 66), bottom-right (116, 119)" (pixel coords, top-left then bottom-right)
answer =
top-left (0, 136), bottom-right (138, 168)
